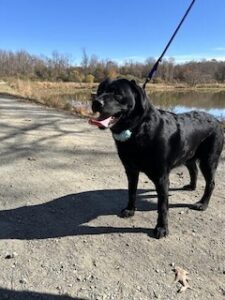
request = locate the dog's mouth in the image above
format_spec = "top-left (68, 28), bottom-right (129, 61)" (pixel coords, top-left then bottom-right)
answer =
top-left (89, 112), bottom-right (121, 129)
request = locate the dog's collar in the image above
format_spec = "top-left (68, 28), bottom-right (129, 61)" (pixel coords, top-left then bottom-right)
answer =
top-left (113, 129), bottom-right (132, 142)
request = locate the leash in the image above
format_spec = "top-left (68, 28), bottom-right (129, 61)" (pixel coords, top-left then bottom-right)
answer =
top-left (143, 0), bottom-right (196, 90)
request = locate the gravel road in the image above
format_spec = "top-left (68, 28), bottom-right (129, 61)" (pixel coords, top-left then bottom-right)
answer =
top-left (0, 95), bottom-right (225, 300)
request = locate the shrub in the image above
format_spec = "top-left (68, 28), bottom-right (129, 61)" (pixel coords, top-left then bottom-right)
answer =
top-left (85, 74), bottom-right (95, 83)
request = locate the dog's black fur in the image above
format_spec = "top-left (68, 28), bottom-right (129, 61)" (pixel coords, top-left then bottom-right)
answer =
top-left (91, 78), bottom-right (224, 238)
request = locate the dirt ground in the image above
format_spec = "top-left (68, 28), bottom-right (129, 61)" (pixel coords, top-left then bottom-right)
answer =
top-left (0, 95), bottom-right (225, 300)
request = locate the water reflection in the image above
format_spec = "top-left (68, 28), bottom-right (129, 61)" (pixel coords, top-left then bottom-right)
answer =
top-left (54, 89), bottom-right (225, 120)
top-left (149, 90), bottom-right (225, 119)
top-left (168, 105), bottom-right (225, 119)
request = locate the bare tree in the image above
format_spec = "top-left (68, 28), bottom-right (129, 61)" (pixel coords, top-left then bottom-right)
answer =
top-left (0, 48), bottom-right (225, 84)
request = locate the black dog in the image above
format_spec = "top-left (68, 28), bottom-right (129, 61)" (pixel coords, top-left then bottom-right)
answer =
top-left (89, 78), bottom-right (224, 238)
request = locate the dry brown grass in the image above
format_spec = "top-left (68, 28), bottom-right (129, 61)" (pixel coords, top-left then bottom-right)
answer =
top-left (145, 82), bottom-right (225, 92)
top-left (13, 79), bottom-right (33, 98)
top-left (0, 79), bottom-right (19, 95)
top-left (9, 79), bottom-right (97, 98)
top-left (1, 79), bottom-right (96, 116)
top-left (1, 78), bottom-right (225, 120)
top-left (72, 106), bottom-right (92, 117)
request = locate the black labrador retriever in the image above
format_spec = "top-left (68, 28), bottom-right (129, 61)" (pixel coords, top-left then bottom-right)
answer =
top-left (89, 78), bottom-right (224, 238)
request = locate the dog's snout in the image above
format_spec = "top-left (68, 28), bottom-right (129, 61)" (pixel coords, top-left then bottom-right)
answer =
top-left (92, 99), bottom-right (104, 113)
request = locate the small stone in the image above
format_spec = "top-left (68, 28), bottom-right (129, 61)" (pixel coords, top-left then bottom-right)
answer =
top-left (220, 287), bottom-right (225, 296)
top-left (5, 252), bottom-right (18, 259)
top-left (153, 290), bottom-right (160, 298)
top-left (19, 278), bottom-right (27, 284)
top-left (12, 252), bottom-right (18, 258)
top-left (92, 259), bottom-right (97, 267)
top-left (86, 274), bottom-right (94, 281)
top-left (28, 157), bottom-right (36, 161)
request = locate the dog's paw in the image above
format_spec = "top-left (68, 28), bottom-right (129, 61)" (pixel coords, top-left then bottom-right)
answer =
top-left (154, 226), bottom-right (169, 239)
top-left (120, 208), bottom-right (135, 218)
top-left (182, 184), bottom-right (196, 191)
top-left (190, 201), bottom-right (208, 211)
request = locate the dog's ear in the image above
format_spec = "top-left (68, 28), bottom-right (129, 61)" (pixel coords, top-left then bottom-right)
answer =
top-left (130, 79), bottom-right (137, 85)
top-left (97, 78), bottom-right (112, 96)
top-left (130, 79), bottom-right (148, 111)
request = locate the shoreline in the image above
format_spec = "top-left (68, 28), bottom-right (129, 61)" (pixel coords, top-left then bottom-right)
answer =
top-left (1, 79), bottom-right (225, 126)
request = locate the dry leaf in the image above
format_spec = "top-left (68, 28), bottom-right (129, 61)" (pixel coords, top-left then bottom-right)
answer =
top-left (173, 266), bottom-right (191, 293)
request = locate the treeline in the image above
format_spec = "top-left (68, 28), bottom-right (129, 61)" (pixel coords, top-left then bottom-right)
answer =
top-left (0, 49), bottom-right (225, 85)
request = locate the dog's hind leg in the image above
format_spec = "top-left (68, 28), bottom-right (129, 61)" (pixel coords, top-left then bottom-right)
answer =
top-left (183, 160), bottom-right (198, 191)
top-left (191, 159), bottom-right (216, 211)
top-left (120, 168), bottom-right (139, 218)
top-left (191, 133), bottom-right (223, 211)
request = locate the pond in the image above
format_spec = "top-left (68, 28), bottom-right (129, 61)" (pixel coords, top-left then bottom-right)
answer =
top-left (149, 90), bottom-right (225, 120)
top-left (61, 89), bottom-right (225, 120)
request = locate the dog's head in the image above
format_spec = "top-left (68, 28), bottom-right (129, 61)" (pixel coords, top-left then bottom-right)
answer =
top-left (89, 78), bottom-right (149, 134)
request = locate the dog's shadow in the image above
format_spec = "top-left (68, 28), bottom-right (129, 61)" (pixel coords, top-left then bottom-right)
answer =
top-left (0, 189), bottom-right (190, 240)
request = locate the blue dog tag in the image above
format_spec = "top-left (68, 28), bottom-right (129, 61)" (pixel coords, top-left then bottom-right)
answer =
top-left (113, 130), bottom-right (132, 142)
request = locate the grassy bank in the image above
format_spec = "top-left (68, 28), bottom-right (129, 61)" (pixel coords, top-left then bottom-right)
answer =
top-left (0, 79), bottom-right (98, 116)
top-left (3, 78), bottom-right (225, 95)
top-left (145, 82), bottom-right (225, 92)
top-left (1, 78), bottom-right (225, 125)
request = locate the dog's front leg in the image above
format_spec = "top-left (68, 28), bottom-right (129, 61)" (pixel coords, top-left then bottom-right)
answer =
top-left (154, 175), bottom-right (169, 239)
top-left (120, 168), bottom-right (139, 218)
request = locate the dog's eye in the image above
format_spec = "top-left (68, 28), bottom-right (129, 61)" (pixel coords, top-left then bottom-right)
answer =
top-left (115, 95), bottom-right (123, 102)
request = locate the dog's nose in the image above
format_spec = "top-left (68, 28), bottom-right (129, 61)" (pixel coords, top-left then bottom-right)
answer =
top-left (92, 99), bottom-right (104, 113)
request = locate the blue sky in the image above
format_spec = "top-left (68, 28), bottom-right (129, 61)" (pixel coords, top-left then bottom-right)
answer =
top-left (0, 0), bottom-right (225, 64)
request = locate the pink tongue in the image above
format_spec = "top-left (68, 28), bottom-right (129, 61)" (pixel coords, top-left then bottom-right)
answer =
top-left (89, 116), bottom-right (113, 128)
